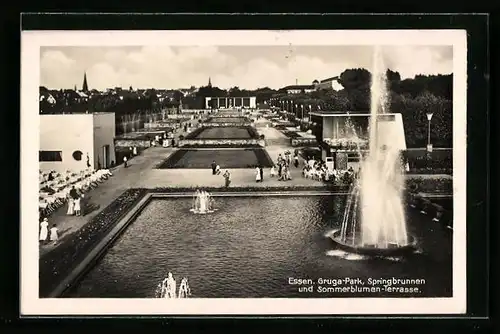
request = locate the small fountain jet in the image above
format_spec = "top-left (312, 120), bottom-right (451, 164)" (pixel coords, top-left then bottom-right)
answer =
top-left (190, 189), bottom-right (216, 214)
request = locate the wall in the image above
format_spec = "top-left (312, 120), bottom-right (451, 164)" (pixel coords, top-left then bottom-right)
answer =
top-left (39, 114), bottom-right (94, 172)
top-left (322, 117), bottom-right (334, 140)
top-left (376, 113), bottom-right (407, 151)
top-left (93, 113), bottom-right (116, 169)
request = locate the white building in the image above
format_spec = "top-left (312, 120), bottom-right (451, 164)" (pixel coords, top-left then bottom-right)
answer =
top-left (317, 76), bottom-right (341, 90)
top-left (39, 112), bottom-right (116, 172)
top-left (309, 112), bottom-right (406, 170)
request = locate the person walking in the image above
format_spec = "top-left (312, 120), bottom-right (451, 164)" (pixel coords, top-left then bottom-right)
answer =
top-left (49, 224), bottom-right (59, 243)
top-left (123, 155), bottom-right (128, 168)
top-left (39, 218), bottom-right (49, 243)
top-left (259, 166), bottom-right (264, 182)
top-left (255, 166), bottom-right (262, 183)
top-left (74, 195), bottom-right (82, 216)
top-left (211, 160), bottom-right (217, 175)
top-left (223, 170), bottom-right (231, 187)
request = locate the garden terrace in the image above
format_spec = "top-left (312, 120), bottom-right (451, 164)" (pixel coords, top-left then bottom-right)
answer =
top-left (156, 148), bottom-right (274, 169)
top-left (185, 126), bottom-right (259, 140)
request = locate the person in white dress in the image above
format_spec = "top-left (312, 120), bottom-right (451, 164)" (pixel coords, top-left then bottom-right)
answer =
top-left (270, 165), bottom-right (276, 177)
top-left (255, 167), bottom-right (262, 182)
top-left (66, 196), bottom-right (75, 215)
top-left (49, 224), bottom-right (59, 243)
top-left (74, 196), bottom-right (81, 216)
top-left (39, 218), bottom-right (49, 243)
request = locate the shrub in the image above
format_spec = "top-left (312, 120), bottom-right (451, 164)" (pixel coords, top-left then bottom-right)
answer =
top-left (179, 135), bottom-right (185, 140)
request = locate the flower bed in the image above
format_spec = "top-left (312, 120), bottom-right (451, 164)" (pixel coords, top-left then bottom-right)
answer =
top-left (179, 143), bottom-right (263, 149)
top-left (149, 185), bottom-right (350, 193)
top-left (405, 175), bottom-right (453, 194)
top-left (39, 188), bottom-right (149, 297)
top-left (405, 192), bottom-right (453, 228)
top-left (407, 168), bottom-right (453, 175)
top-left (178, 139), bottom-right (265, 147)
top-left (291, 138), bottom-right (319, 147)
top-left (404, 149), bottom-right (453, 170)
top-left (282, 130), bottom-right (302, 139)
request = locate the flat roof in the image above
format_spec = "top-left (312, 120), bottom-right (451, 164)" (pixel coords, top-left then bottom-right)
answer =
top-left (309, 111), bottom-right (399, 117)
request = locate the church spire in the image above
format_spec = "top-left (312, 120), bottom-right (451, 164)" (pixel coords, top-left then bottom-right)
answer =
top-left (82, 71), bottom-right (89, 92)
top-left (208, 77), bottom-right (212, 88)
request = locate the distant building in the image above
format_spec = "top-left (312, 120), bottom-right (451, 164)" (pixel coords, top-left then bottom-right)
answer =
top-left (39, 112), bottom-right (116, 172)
top-left (309, 111), bottom-right (406, 170)
top-left (279, 85), bottom-right (316, 95)
top-left (317, 76), bottom-right (340, 90)
top-left (82, 72), bottom-right (89, 92)
top-left (205, 96), bottom-right (256, 109)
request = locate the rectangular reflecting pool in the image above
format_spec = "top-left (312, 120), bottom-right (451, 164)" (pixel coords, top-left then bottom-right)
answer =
top-left (190, 126), bottom-right (254, 139)
top-left (157, 149), bottom-right (273, 169)
top-left (68, 195), bottom-right (453, 298)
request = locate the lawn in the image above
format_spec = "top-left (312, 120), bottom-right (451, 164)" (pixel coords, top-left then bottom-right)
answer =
top-left (206, 117), bottom-right (249, 123)
top-left (157, 149), bottom-right (274, 169)
top-left (186, 126), bottom-right (256, 139)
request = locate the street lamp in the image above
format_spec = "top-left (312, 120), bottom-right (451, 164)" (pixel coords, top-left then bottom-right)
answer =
top-left (426, 112), bottom-right (433, 152)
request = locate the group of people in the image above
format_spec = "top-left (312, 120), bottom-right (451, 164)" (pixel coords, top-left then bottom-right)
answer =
top-left (269, 150), bottom-right (299, 181)
top-left (211, 160), bottom-right (231, 187)
top-left (39, 218), bottom-right (58, 244)
top-left (66, 185), bottom-right (84, 216)
top-left (302, 157), bottom-right (357, 184)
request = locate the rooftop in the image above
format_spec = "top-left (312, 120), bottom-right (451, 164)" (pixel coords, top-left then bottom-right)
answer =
top-left (320, 76), bottom-right (339, 83)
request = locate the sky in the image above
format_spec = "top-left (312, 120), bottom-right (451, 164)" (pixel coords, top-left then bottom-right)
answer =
top-left (40, 45), bottom-right (453, 91)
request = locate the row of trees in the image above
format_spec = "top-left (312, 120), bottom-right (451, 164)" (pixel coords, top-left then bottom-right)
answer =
top-left (39, 68), bottom-right (452, 147)
top-left (271, 69), bottom-right (452, 148)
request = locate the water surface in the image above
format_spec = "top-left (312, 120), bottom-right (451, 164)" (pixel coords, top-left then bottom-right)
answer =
top-left (69, 196), bottom-right (452, 298)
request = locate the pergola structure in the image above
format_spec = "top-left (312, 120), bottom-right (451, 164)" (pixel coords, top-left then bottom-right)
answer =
top-left (205, 96), bottom-right (257, 109)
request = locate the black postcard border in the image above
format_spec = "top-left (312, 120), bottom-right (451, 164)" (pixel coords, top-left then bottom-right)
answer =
top-left (4, 12), bottom-right (491, 332)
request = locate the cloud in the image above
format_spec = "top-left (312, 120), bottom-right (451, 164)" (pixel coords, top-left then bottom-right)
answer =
top-left (40, 45), bottom-right (453, 91)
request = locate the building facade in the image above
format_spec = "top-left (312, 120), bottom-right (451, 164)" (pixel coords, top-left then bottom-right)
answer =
top-left (280, 85), bottom-right (316, 95)
top-left (205, 96), bottom-right (257, 109)
top-left (39, 113), bottom-right (116, 172)
top-left (317, 76), bottom-right (340, 90)
top-left (310, 111), bottom-right (407, 170)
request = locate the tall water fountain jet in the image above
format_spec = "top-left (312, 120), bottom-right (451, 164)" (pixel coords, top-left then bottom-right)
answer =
top-left (330, 46), bottom-right (416, 256)
top-left (190, 190), bottom-right (215, 214)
